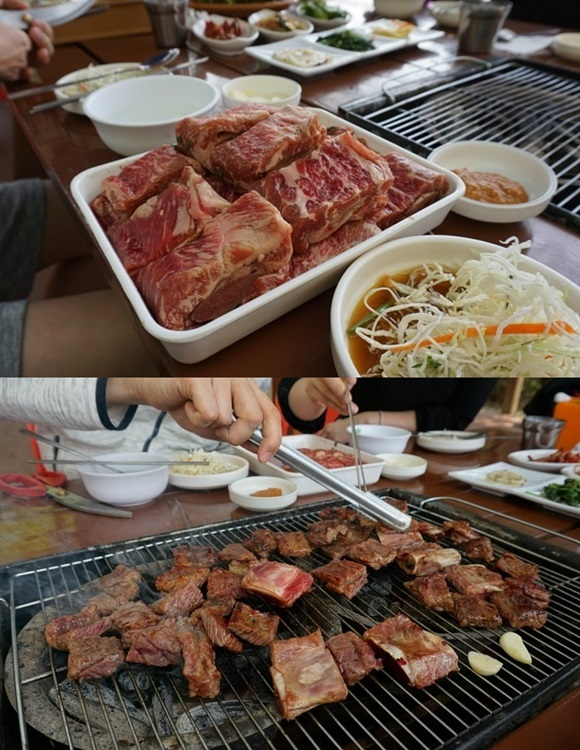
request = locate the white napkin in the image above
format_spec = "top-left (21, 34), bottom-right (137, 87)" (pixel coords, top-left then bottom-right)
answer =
top-left (494, 35), bottom-right (555, 55)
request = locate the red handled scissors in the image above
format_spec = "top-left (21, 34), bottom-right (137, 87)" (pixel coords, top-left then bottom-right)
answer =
top-left (0, 473), bottom-right (48, 498)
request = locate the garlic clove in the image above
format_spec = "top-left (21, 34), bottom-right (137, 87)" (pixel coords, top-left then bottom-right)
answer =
top-left (468, 651), bottom-right (503, 676)
top-left (499, 632), bottom-right (532, 664)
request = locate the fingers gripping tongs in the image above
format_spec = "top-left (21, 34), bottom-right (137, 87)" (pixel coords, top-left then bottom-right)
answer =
top-left (248, 430), bottom-right (412, 531)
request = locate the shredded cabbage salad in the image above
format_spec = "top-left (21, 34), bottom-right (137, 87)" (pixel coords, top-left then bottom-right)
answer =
top-left (170, 449), bottom-right (237, 476)
top-left (353, 239), bottom-right (580, 377)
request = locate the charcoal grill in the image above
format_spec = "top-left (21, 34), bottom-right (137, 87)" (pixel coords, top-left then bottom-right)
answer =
top-left (1, 491), bottom-right (579, 750)
top-left (339, 58), bottom-right (580, 230)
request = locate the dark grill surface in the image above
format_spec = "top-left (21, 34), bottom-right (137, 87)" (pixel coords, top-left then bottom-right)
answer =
top-left (1, 493), bottom-right (580, 750)
top-left (339, 59), bottom-right (580, 230)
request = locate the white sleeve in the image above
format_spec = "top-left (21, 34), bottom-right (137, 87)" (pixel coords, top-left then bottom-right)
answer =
top-left (0, 378), bottom-right (104, 429)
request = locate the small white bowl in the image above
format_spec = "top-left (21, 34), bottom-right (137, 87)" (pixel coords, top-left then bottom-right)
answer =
top-left (77, 452), bottom-right (169, 506)
top-left (416, 431), bottom-right (486, 453)
top-left (169, 454), bottom-right (249, 489)
top-left (427, 1), bottom-right (461, 28)
top-left (248, 9), bottom-right (313, 41)
top-left (428, 141), bottom-right (558, 223)
top-left (374, 0), bottom-right (426, 19)
top-left (561, 464), bottom-right (580, 478)
top-left (222, 74), bottom-right (302, 108)
top-left (296, 4), bottom-right (351, 29)
top-left (229, 476), bottom-right (298, 512)
top-left (193, 15), bottom-right (259, 55)
top-left (376, 453), bottom-right (428, 479)
top-left (83, 75), bottom-right (219, 156)
top-left (552, 33), bottom-right (580, 64)
top-left (346, 425), bottom-right (412, 455)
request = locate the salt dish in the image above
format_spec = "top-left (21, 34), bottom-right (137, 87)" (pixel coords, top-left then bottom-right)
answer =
top-left (376, 453), bottom-right (428, 479)
top-left (229, 476), bottom-right (298, 511)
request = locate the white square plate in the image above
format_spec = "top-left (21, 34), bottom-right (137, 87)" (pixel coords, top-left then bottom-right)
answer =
top-left (448, 461), bottom-right (554, 496)
top-left (509, 476), bottom-right (580, 519)
top-left (71, 108), bottom-right (462, 364)
top-left (233, 434), bottom-right (384, 496)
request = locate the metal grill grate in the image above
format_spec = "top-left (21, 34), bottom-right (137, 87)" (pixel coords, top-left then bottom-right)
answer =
top-left (2, 493), bottom-right (580, 750)
top-left (339, 59), bottom-right (580, 230)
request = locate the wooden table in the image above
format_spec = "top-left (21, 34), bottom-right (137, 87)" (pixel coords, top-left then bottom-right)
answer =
top-left (0, 421), bottom-right (578, 749)
top-left (4, 2), bottom-right (580, 375)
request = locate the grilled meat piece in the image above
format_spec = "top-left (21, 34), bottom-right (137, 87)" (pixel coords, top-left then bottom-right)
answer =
top-left (243, 528), bottom-right (278, 558)
top-left (242, 561), bottom-right (314, 607)
top-left (326, 631), bottom-right (382, 686)
top-left (461, 536), bottom-right (495, 563)
top-left (227, 601), bottom-right (280, 646)
top-left (45, 610), bottom-right (102, 651)
top-left (494, 552), bottom-right (540, 580)
top-left (155, 564), bottom-right (210, 593)
top-left (403, 572), bottom-right (453, 612)
top-left (445, 564), bottom-right (505, 596)
top-left (319, 506), bottom-right (376, 531)
top-left (398, 544), bottom-right (462, 576)
top-left (172, 544), bottom-right (217, 568)
top-left (228, 559), bottom-right (253, 577)
top-left (364, 613), bottom-right (459, 689)
top-left (490, 590), bottom-right (548, 629)
top-left (83, 591), bottom-right (133, 617)
top-left (442, 520), bottom-right (481, 545)
top-left (452, 594), bottom-right (502, 628)
top-left (109, 600), bottom-right (161, 634)
top-left (96, 564), bottom-right (142, 600)
top-left (312, 559), bottom-right (368, 600)
top-left (217, 543), bottom-right (258, 564)
top-left (124, 617), bottom-right (182, 666)
top-left (151, 581), bottom-right (204, 617)
top-left (345, 539), bottom-right (397, 570)
top-left (275, 530), bottom-right (312, 558)
top-left (270, 629), bottom-right (348, 720)
top-left (200, 608), bottom-right (243, 653)
top-left (67, 635), bottom-right (125, 681)
top-left (175, 619), bottom-right (221, 698)
top-left (206, 568), bottom-right (246, 600)
top-left (410, 519), bottom-right (445, 540)
top-left (503, 576), bottom-right (550, 608)
top-left (307, 519), bottom-right (349, 548)
top-left (375, 530), bottom-right (424, 553)
top-left (48, 615), bottom-right (112, 652)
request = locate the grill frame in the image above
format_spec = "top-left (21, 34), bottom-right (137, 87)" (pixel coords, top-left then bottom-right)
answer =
top-left (1, 491), bottom-right (579, 750)
top-left (339, 58), bottom-right (580, 230)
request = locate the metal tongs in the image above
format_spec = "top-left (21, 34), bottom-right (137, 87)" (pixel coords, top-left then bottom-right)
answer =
top-left (248, 430), bottom-right (411, 531)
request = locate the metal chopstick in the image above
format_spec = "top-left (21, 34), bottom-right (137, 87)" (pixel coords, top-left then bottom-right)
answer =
top-left (344, 380), bottom-right (367, 493)
top-left (248, 430), bottom-right (411, 531)
top-left (27, 459), bottom-right (209, 467)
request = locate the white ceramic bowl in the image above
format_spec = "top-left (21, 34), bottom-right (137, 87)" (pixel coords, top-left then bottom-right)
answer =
top-left (346, 424), bottom-right (412, 455)
top-left (330, 234), bottom-right (580, 377)
top-left (168, 454), bottom-right (249, 489)
top-left (83, 75), bottom-right (219, 156)
top-left (248, 9), bottom-right (313, 40)
top-left (561, 464), bottom-right (580, 479)
top-left (229, 476), bottom-right (298, 511)
top-left (427, 1), bottom-right (461, 28)
top-left (416, 430), bottom-right (486, 453)
top-left (192, 15), bottom-right (259, 55)
top-left (376, 453), bottom-right (428, 479)
top-left (552, 33), bottom-right (580, 64)
top-left (374, 0), bottom-right (426, 19)
top-left (77, 452), bottom-right (169, 506)
top-left (296, 3), bottom-right (351, 29)
top-left (222, 74), bottom-right (302, 108)
top-left (428, 141), bottom-right (558, 223)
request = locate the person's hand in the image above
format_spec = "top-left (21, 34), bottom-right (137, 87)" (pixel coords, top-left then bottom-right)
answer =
top-left (318, 417), bottom-right (350, 444)
top-left (288, 377), bottom-right (358, 422)
top-left (0, 22), bottom-right (32, 81)
top-left (106, 378), bottom-right (282, 463)
top-left (26, 19), bottom-right (54, 71)
top-left (2, 0), bottom-right (33, 8)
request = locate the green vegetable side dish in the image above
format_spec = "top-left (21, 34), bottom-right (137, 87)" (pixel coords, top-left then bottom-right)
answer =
top-left (317, 30), bottom-right (375, 51)
top-left (299, 0), bottom-right (348, 20)
top-left (541, 478), bottom-right (580, 507)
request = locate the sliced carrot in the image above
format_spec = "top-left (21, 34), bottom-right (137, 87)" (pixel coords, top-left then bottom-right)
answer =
top-left (390, 321), bottom-right (576, 353)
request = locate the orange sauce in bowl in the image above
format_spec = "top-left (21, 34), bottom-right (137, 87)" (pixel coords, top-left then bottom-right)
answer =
top-left (453, 168), bottom-right (528, 204)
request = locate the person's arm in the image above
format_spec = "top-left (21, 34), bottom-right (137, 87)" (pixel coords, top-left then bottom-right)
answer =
top-left (277, 377), bottom-right (357, 433)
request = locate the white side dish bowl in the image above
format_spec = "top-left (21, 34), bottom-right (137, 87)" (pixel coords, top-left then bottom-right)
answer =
top-left (417, 431), bottom-right (486, 453)
top-left (551, 33), bottom-right (580, 64)
top-left (376, 453), bottom-right (428, 479)
top-left (192, 15), bottom-right (259, 55)
top-left (248, 9), bottom-right (313, 40)
top-left (229, 476), bottom-right (298, 511)
top-left (428, 140), bottom-right (558, 223)
top-left (83, 75), bottom-right (219, 156)
top-left (222, 74), bottom-right (302, 108)
top-left (374, 0), bottom-right (426, 19)
top-left (296, 4), bottom-right (351, 29)
top-left (77, 452), bottom-right (169, 506)
top-left (168, 454), bottom-right (249, 489)
top-left (427, 1), bottom-right (461, 28)
top-left (346, 425), bottom-right (412, 455)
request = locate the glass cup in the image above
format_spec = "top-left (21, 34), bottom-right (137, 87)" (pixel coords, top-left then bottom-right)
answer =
top-left (457, 0), bottom-right (513, 54)
top-left (521, 415), bottom-right (566, 450)
top-left (144, 0), bottom-right (187, 48)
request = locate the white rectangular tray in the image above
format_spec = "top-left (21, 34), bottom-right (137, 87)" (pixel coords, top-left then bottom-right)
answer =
top-left (245, 24), bottom-right (445, 77)
top-left (233, 434), bottom-right (384, 496)
top-left (71, 108), bottom-right (463, 364)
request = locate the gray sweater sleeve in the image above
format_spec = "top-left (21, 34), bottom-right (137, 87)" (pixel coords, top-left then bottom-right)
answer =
top-left (0, 378), bottom-right (127, 429)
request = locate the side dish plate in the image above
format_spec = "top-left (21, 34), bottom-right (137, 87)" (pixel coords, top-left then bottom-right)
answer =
top-left (0, 0), bottom-right (96, 28)
top-left (448, 461), bottom-right (554, 496)
top-left (507, 448), bottom-right (577, 473)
